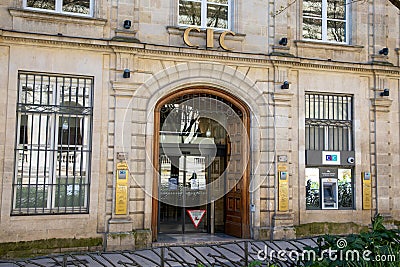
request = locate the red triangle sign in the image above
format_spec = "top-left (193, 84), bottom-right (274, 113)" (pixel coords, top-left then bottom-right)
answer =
top-left (186, 210), bottom-right (206, 228)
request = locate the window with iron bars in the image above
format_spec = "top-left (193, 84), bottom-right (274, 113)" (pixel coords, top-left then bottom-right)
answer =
top-left (12, 72), bottom-right (93, 215)
top-left (305, 93), bottom-right (353, 151)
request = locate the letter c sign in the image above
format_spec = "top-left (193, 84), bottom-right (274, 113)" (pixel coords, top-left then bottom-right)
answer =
top-left (183, 27), bottom-right (235, 51)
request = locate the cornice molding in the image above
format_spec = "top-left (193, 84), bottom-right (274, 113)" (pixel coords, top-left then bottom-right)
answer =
top-left (294, 40), bottom-right (364, 52)
top-left (0, 30), bottom-right (399, 76)
top-left (0, 33), bottom-right (109, 50)
top-left (8, 8), bottom-right (107, 26)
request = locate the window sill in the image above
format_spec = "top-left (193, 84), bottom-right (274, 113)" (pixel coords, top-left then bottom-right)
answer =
top-left (166, 26), bottom-right (246, 41)
top-left (8, 8), bottom-right (107, 26)
top-left (305, 208), bottom-right (355, 212)
top-left (294, 40), bottom-right (363, 52)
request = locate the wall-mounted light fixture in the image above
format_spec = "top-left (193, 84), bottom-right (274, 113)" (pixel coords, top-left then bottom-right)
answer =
top-left (379, 47), bottom-right (389, 56)
top-left (279, 37), bottom-right (288, 46)
top-left (123, 20), bottom-right (132, 29)
top-left (123, 69), bottom-right (130, 78)
top-left (380, 88), bottom-right (389, 97)
top-left (281, 81), bottom-right (289, 89)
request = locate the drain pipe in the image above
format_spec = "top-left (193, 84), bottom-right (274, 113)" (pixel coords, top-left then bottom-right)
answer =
top-left (272, 95), bottom-right (278, 241)
top-left (371, 0), bottom-right (379, 218)
top-left (373, 70), bottom-right (379, 217)
top-left (271, 84), bottom-right (278, 240)
top-left (249, 113), bottom-right (254, 239)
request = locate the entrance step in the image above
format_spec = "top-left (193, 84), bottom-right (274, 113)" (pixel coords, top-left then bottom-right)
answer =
top-left (153, 233), bottom-right (244, 247)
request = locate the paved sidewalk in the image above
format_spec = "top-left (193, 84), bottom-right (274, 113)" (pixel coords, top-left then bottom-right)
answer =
top-left (0, 235), bottom-right (318, 266)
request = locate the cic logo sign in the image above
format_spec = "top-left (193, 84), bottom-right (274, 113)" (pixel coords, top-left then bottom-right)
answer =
top-left (326, 155), bottom-right (337, 161)
top-left (322, 151), bottom-right (340, 165)
top-left (183, 27), bottom-right (236, 51)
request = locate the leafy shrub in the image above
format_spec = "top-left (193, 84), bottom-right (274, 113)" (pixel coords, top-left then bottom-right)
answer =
top-left (301, 214), bottom-right (400, 266)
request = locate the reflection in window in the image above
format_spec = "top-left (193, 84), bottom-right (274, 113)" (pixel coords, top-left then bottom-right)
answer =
top-left (338, 168), bottom-right (352, 208)
top-left (306, 168), bottom-right (320, 209)
top-left (62, 0), bottom-right (91, 14)
top-left (179, 0), bottom-right (229, 29)
top-left (26, 0), bottom-right (92, 15)
top-left (303, 0), bottom-right (347, 42)
top-left (13, 72), bottom-right (93, 215)
top-left (26, 0), bottom-right (56, 11)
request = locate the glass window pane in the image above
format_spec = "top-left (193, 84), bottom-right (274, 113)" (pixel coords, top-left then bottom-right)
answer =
top-left (306, 168), bottom-right (320, 209)
top-left (62, 0), bottom-right (90, 15)
top-left (338, 169), bottom-right (352, 208)
top-left (54, 178), bottom-right (87, 208)
top-left (20, 75), bottom-right (55, 106)
top-left (58, 116), bottom-right (83, 146)
top-left (179, 0), bottom-right (201, 26)
top-left (318, 126), bottom-right (324, 150)
top-left (14, 185), bottom-right (48, 209)
top-left (303, 18), bottom-right (322, 40)
top-left (327, 20), bottom-right (345, 42)
top-left (303, 0), bottom-right (322, 18)
top-left (327, 0), bottom-right (345, 19)
top-left (26, 0), bottom-right (56, 11)
top-left (207, 3), bottom-right (228, 28)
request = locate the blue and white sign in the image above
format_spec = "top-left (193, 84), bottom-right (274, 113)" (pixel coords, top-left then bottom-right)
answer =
top-left (322, 151), bottom-right (340, 165)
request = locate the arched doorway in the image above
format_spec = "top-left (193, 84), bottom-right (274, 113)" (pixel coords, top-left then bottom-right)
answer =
top-left (152, 88), bottom-right (250, 241)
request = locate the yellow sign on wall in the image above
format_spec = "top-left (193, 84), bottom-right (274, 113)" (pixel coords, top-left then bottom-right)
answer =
top-left (115, 162), bottom-right (129, 215)
top-left (362, 172), bottom-right (372, 210)
top-left (278, 164), bottom-right (289, 211)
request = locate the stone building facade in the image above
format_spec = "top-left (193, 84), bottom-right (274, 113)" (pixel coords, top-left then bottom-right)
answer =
top-left (0, 0), bottom-right (399, 251)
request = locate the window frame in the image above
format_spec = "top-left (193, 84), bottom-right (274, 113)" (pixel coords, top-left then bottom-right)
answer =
top-left (302, 0), bottom-right (350, 44)
top-left (23, 0), bottom-right (94, 17)
top-left (12, 72), bottom-right (94, 215)
top-left (178, 0), bottom-right (232, 30)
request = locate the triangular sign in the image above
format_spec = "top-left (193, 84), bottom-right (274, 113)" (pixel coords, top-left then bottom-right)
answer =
top-left (186, 210), bottom-right (206, 228)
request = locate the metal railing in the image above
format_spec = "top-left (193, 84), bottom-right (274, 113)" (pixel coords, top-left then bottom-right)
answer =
top-left (0, 238), bottom-right (320, 267)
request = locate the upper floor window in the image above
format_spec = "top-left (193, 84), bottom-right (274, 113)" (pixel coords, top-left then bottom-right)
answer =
top-left (302, 0), bottom-right (347, 43)
top-left (24, 0), bottom-right (93, 16)
top-left (305, 93), bottom-right (353, 151)
top-left (178, 0), bottom-right (230, 29)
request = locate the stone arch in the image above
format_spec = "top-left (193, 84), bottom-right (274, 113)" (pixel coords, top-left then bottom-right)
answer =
top-left (134, 62), bottom-right (270, 237)
top-left (134, 62), bottom-right (268, 119)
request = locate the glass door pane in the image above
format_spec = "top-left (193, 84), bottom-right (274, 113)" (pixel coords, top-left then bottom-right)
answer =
top-left (159, 155), bottom-right (185, 233)
top-left (184, 155), bottom-right (208, 233)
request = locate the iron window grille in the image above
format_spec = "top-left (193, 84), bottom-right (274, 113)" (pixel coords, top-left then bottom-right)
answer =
top-left (305, 93), bottom-right (353, 151)
top-left (12, 72), bottom-right (93, 215)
